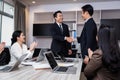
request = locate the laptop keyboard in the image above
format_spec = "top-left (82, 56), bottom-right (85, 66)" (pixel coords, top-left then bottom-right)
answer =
top-left (57, 67), bottom-right (68, 72)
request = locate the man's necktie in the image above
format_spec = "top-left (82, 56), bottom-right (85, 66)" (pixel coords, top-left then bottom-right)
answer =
top-left (59, 24), bottom-right (63, 33)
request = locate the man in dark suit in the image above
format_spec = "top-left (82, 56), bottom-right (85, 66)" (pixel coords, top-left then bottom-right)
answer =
top-left (77, 4), bottom-right (98, 65)
top-left (51, 11), bottom-right (74, 61)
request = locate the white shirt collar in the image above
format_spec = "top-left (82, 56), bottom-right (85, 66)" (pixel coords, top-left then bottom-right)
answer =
top-left (56, 22), bottom-right (62, 27)
top-left (84, 17), bottom-right (92, 23)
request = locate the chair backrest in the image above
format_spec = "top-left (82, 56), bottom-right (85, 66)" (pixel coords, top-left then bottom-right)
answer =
top-left (0, 47), bottom-right (11, 65)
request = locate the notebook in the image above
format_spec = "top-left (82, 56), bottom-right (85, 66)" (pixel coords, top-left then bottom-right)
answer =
top-left (0, 54), bottom-right (27, 72)
top-left (44, 51), bottom-right (77, 74)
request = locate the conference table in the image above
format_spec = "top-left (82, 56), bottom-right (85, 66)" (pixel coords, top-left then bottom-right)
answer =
top-left (0, 58), bottom-right (83, 80)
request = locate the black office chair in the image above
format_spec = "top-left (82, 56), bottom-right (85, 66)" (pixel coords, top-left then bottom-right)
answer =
top-left (0, 47), bottom-right (11, 66)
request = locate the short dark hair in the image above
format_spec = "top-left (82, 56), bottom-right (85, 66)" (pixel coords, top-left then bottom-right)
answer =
top-left (53, 10), bottom-right (62, 18)
top-left (81, 4), bottom-right (94, 16)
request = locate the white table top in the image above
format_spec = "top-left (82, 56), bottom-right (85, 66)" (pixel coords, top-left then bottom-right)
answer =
top-left (0, 59), bottom-right (83, 80)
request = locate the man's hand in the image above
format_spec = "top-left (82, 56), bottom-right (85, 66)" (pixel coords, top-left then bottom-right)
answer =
top-left (68, 49), bottom-right (72, 55)
top-left (66, 37), bottom-right (74, 43)
top-left (84, 55), bottom-right (89, 64)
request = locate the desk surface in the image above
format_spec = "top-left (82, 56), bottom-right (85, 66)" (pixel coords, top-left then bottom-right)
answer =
top-left (0, 59), bottom-right (82, 80)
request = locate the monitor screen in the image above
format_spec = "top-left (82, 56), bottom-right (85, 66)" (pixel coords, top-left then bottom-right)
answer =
top-left (101, 19), bottom-right (120, 40)
top-left (33, 23), bottom-right (53, 37)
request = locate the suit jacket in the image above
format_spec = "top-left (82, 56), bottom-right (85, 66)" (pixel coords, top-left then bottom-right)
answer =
top-left (84, 49), bottom-right (120, 80)
top-left (78, 18), bottom-right (98, 58)
top-left (51, 22), bottom-right (71, 56)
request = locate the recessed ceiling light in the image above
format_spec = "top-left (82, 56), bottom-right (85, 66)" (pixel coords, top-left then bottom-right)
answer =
top-left (32, 1), bottom-right (36, 4)
top-left (73, 0), bottom-right (77, 1)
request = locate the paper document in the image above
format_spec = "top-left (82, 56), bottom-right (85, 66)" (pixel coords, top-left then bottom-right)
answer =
top-left (58, 63), bottom-right (74, 67)
top-left (32, 63), bottom-right (50, 70)
top-left (21, 61), bottom-right (36, 66)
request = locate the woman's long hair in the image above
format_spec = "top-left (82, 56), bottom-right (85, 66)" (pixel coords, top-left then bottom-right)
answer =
top-left (11, 30), bottom-right (22, 45)
top-left (98, 24), bottom-right (120, 72)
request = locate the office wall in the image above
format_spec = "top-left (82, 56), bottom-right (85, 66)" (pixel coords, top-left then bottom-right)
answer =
top-left (27, 1), bottom-right (120, 48)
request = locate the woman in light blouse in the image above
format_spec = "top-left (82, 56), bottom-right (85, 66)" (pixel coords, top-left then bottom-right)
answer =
top-left (10, 30), bottom-right (37, 64)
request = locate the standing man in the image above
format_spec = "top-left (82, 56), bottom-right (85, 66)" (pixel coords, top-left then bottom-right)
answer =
top-left (77, 4), bottom-right (98, 65)
top-left (51, 11), bottom-right (73, 61)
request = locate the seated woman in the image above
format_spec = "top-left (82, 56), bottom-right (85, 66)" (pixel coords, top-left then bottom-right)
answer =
top-left (9, 30), bottom-right (37, 64)
top-left (0, 42), bottom-right (10, 66)
top-left (84, 24), bottom-right (120, 80)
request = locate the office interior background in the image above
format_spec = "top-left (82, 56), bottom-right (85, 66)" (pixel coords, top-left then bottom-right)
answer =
top-left (0, 0), bottom-right (120, 48)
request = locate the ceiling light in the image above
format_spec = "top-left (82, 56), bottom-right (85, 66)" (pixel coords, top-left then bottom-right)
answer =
top-left (32, 1), bottom-right (36, 4)
top-left (73, 0), bottom-right (77, 1)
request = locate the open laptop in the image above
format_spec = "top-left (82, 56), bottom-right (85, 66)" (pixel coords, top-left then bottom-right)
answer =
top-left (0, 54), bottom-right (27, 72)
top-left (54, 52), bottom-right (75, 62)
top-left (36, 48), bottom-right (48, 62)
top-left (44, 51), bottom-right (77, 74)
top-left (24, 48), bottom-right (48, 62)
top-left (21, 48), bottom-right (48, 65)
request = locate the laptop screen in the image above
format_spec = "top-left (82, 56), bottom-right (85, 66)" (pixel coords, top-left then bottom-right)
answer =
top-left (37, 49), bottom-right (48, 62)
top-left (45, 51), bottom-right (58, 69)
top-left (32, 49), bottom-right (41, 57)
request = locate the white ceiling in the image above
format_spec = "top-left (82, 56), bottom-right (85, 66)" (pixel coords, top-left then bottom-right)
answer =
top-left (20, 0), bottom-right (120, 6)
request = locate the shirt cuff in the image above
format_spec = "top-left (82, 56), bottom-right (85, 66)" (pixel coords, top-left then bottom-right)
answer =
top-left (64, 37), bottom-right (67, 40)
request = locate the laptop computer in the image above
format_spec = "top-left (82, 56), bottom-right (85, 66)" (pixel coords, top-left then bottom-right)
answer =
top-left (53, 51), bottom-right (74, 62)
top-left (0, 54), bottom-right (27, 72)
top-left (21, 48), bottom-right (48, 65)
top-left (24, 48), bottom-right (48, 62)
top-left (36, 48), bottom-right (48, 62)
top-left (44, 51), bottom-right (77, 74)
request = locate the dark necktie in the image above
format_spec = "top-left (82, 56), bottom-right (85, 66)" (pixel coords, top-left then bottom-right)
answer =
top-left (59, 25), bottom-right (63, 33)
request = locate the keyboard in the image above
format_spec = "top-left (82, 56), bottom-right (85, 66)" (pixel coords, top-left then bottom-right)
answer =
top-left (66, 59), bottom-right (74, 62)
top-left (56, 67), bottom-right (68, 72)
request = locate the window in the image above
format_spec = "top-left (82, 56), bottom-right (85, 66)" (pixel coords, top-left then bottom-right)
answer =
top-left (1, 15), bottom-right (14, 46)
top-left (4, 2), bottom-right (14, 15)
top-left (0, 14), bottom-right (1, 38)
top-left (0, 1), bottom-right (3, 11)
top-left (0, 1), bottom-right (3, 40)
top-left (0, 14), bottom-right (1, 23)
top-left (0, 1), bottom-right (14, 46)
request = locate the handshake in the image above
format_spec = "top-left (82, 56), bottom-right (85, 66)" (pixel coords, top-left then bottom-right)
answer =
top-left (65, 37), bottom-right (74, 43)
